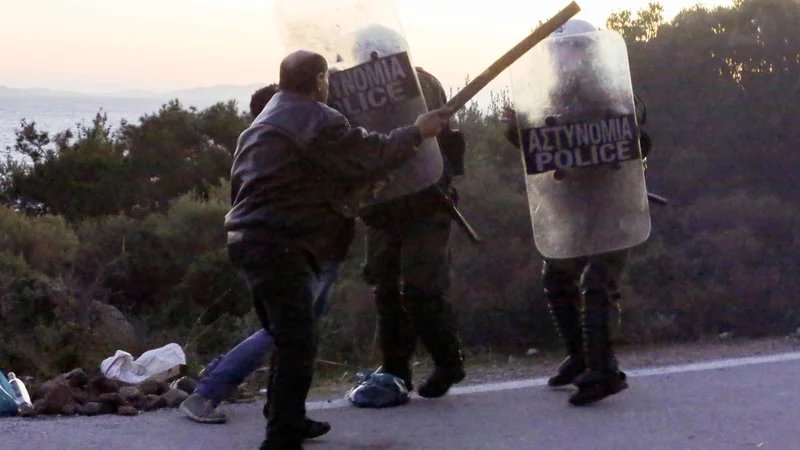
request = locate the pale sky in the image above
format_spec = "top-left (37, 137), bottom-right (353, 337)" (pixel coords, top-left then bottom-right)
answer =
top-left (0, 0), bottom-right (733, 94)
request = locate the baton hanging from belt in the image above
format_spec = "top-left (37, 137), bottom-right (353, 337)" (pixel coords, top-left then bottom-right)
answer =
top-left (435, 186), bottom-right (481, 243)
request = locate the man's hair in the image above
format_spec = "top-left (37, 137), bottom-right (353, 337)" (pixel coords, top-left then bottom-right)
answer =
top-left (249, 84), bottom-right (280, 118)
top-left (279, 53), bottom-right (328, 94)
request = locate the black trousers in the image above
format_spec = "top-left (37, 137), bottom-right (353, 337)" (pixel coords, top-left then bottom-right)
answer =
top-left (542, 249), bottom-right (629, 372)
top-left (361, 187), bottom-right (462, 371)
top-left (228, 241), bottom-right (317, 444)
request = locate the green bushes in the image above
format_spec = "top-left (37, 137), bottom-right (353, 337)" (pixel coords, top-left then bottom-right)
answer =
top-left (0, 206), bottom-right (78, 274)
top-left (1, 0), bottom-right (799, 378)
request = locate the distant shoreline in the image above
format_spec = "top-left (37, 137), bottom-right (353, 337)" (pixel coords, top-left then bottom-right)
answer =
top-left (0, 85), bottom-right (506, 156)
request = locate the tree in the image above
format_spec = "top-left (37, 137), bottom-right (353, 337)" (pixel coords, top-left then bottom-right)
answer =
top-left (1, 112), bottom-right (136, 221)
top-left (1, 100), bottom-right (251, 221)
top-left (119, 99), bottom-right (248, 212)
top-left (606, 2), bottom-right (666, 43)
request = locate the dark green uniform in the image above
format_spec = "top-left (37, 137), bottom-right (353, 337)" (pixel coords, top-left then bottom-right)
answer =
top-left (538, 250), bottom-right (629, 398)
top-left (504, 91), bottom-right (653, 406)
top-left (360, 67), bottom-right (466, 397)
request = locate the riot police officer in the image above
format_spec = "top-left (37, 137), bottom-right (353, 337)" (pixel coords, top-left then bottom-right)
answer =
top-left (334, 24), bottom-right (468, 399)
top-left (503, 19), bottom-right (653, 406)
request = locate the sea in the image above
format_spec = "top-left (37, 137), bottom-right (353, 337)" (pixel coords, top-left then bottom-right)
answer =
top-left (0, 85), bottom-right (503, 161)
top-left (0, 96), bottom-right (231, 160)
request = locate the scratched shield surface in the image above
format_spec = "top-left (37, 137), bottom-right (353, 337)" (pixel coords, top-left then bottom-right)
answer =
top-left (508, 29), bottom-right (651, 259)
top-left (274, 0), bottom-right (443, 205)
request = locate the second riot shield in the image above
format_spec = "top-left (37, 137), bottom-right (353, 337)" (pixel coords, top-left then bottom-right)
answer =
top-left (508, 27), bottom-right (651, 259)
top-left (274, 0), bottom-right (443, 206)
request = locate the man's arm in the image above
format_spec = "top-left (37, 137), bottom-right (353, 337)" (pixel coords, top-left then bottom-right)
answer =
top-left (308, 109), bottom-right (446, 182)
top-left (317, 118), bottom-right (421, 181)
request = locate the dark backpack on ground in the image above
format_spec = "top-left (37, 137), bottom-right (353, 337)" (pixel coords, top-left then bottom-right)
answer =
top-left (346, 369), bottom-right (410, 408)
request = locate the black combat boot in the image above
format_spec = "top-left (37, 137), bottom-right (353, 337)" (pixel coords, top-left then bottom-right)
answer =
top-left (417, 363), bottom-right (466, 399)
top-left (405, 290), bottom-right (466, 398)
top-left (541, 263), bottom-right (586, 387)
top-left (569, 288), bottom-right (628, 406)
top-left (545, 293), bottom-right (586, 387)
top-left (374, 284), bottom-right (417, 391)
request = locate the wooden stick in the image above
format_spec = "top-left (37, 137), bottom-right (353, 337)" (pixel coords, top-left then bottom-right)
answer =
top-left (443, 2), bottom-right (581, 114)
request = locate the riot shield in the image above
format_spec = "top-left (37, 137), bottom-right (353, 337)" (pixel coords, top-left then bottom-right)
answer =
top-left (508, 29), bottom-right (651, 259)
top-left (274, 0), bottom-right (443, 206)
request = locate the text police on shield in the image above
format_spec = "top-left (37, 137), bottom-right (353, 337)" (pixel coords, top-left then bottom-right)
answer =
top-left (520, 113), bottom-right (641, 174)
top-left (328, 52), bottom-right (422, 116)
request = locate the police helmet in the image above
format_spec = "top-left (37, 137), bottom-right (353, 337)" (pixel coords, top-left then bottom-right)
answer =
top-left (349, 24), bottom-right (410, 65)
top-left (549, 19), bottom-right (598, 38)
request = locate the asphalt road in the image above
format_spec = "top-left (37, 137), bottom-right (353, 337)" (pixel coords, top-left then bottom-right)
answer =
top-left (2, 352), bottom-right (799, 450)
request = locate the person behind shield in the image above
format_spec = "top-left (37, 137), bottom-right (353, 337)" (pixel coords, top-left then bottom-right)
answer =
top-left (224, 49), bottom-right (450, 450)
top-left (342, 24), bottom-right (468, 399)
top-left (502, 19), bottom-right (652, 406)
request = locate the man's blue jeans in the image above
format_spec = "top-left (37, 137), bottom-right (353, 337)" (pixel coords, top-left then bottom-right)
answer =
top-left (194, 261), bottom-right (341, 404)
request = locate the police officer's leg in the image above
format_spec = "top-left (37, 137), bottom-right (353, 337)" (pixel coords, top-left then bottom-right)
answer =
top-left (570, 249), bottom-right (630, 406)
top-left (541, 257), bottom-right (585, 387)
top-left (240, 244), bottom-right (321, 448)
top-left (363, 219), bottom-right (417, 390)
top-left (400, 207), bottom-right (465, 398)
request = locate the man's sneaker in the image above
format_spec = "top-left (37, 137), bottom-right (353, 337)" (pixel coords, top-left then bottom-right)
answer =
top-left (547, 356), bottom-right (586, 387)
top-left (303, 417), bottom-right (331, 439)
top-left (418, 366), bottom-right (465, 398)
top-left (568, 370), bottom-right (628, 406)
top-left (180, 393), bottom-right (228, 424)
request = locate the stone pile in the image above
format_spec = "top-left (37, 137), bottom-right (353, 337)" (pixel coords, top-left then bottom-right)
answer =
top-left (18, 368), bottom-right (198, 418)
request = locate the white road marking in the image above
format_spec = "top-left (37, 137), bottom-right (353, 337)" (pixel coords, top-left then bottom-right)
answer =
top-left (306, 351), bottom-right (800, 411)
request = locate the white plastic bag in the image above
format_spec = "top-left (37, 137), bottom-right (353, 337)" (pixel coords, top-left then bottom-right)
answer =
top-left (100, 343), bottom-right (186, 384)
